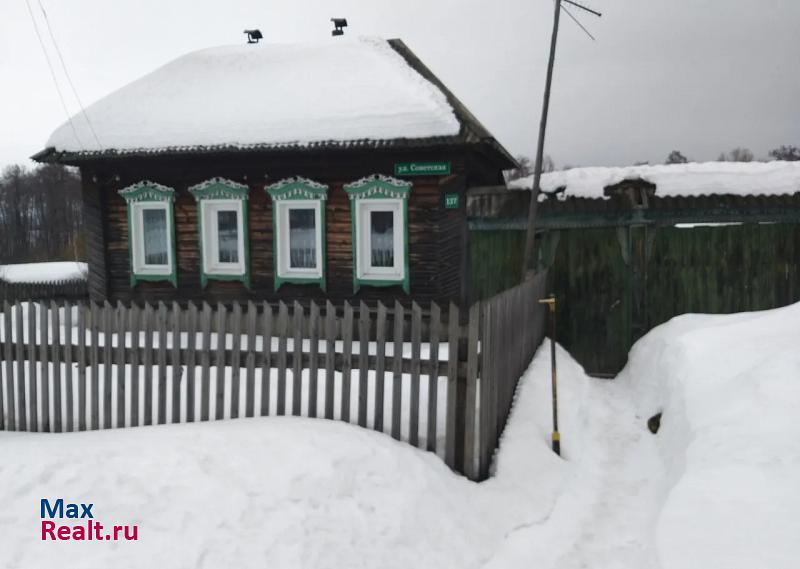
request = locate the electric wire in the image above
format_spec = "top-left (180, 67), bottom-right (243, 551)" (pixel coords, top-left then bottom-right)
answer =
top-left (562, 4), bottom-right (596, 41)
top-left (37, 0), bottom-right (103, 150)
top-left (25, 0), bottom-right (85, 151)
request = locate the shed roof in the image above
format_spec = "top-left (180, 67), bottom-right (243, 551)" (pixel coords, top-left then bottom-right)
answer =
top-left (508, 161), bottom-right (800, 200)
top-left (34, 37), bottom-right (514, 168)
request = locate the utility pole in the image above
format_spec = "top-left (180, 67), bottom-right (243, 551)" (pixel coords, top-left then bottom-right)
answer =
top-left (521, 0), bottom-right (601, 278)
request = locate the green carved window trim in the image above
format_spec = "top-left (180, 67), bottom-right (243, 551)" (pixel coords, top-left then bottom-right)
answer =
top-left (266, 177), bottom-right (329, 292)
top-left (344, 175), bottom-right (412, 294)
top-left (189, 178), bottom-right (251, 289)
top-left (118, 181), bottom-right (178, 288)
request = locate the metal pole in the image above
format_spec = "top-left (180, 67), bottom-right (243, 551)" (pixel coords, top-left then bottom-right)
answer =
top-left (539, 295), bottom-right (560, 455)
top-left (521, 0), bottom-right (562, 278)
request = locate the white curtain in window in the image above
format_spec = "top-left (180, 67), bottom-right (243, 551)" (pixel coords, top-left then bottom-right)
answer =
top-left (289, 208), bottom-right (316, 269)
top-left (370, 211), bottom-right (394, 267)
top-left (142, 208), bottom-right (168, 265)
top-left (217, 210), bottom-right (239, 264)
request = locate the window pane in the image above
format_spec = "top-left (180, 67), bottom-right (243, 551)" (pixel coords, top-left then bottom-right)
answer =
top-left (288, 208), bottom-right (316, 269)
top-left (217, 210), bottom-right (239, 264)
top-left (142, 209), bottom-right (168, 266)
top-left (370, 211), bottom-right (394, 268)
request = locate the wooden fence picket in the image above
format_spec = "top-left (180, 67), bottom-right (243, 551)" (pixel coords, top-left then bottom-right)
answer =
top-left (341, 302), bottom-right (353, 423)
top-left (65, 303), bottom-right (74, 431)
top-left (410, 302), bottom-right (422, 447)
top-left (391, 301), bottom-right (403, 440)
top-left (3, 302), bottom-right (15, 431)
top-left (260, 302), bottom-right (273, 416)
top-left (200, 302), bottom-right (212, 421)
top-left (156, 302), bottom-right (168, 425)
top-left (276, 302), bottom-right (288, 416)
top-left (323, 301), bottom-right (336, 420)
top-left (445, 302), bottom-right (459, 469)
top-left (357, 302), bottom-right (369, 428)
top-left (77, 303), bottom-right (87, 430)
top-left (245, 301), bottom-right (257, 418)
top-left (129, 304), bottom-right (140, 427)
top-left (116, 302), bottom-right (126, 428)
top-left (185, 302), bottom-right (198, 422)
top-left (374, 302), bottom-right (387, 433)
top-left (51, 301), bottom-right (63, 433)
top-left (308, 301), bottom-right (320, 418)
top-left (171, 301), bottom-right (182, 424)
top-left (292, 301), bottom-right (303, 416)
top-left (230, 302), bottom-right (242, 419)
top-left (215, 303), bottom-right (227, 420)
top-left (427, 302), bottom-right (441, 453)
top-left (37, 302), bottom-right (47, 432)
top-left (27, 302), bottom-right (37, 432)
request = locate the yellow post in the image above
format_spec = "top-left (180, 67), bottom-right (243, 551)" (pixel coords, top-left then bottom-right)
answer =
top-left (538, 295), bottom-right (560, 456)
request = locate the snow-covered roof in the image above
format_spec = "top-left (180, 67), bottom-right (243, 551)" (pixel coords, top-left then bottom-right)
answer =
top-left (0, 262), bottom-right (87, 284)
top-left (43, 37), bottom-right (466, 157)
top-left (508, 161), bottom-right (800, 199)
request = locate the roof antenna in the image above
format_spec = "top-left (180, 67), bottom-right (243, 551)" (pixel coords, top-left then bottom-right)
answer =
top-left (244, 29), bottom-right (263, 44)
top-left (331, 18), bottom-right (347, 36)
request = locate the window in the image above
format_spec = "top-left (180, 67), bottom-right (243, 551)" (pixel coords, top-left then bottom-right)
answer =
top-left (189, 178), bottom-right (250, 288)
top-left (344, 175), bottom-right (411, 294)
top-left (267, 177), bottom-right (328, 291)
top-left (118, 181), bottom-right (177, 288)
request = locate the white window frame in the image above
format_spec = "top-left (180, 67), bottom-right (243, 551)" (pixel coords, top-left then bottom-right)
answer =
top-left (130, 201), bottom-right (174, 276)
top-left (355, 199), bottom-right (405, 282)
top-left (276, 200), bottom-right (324, 280)
top-left (200, 199), bottom-right (246, 276)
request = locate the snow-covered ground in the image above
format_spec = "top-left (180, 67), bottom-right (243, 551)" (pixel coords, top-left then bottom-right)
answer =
top-left (2, 302), bottom-right (798, 568)
top-left (0, 262), bottom-right (87, 284)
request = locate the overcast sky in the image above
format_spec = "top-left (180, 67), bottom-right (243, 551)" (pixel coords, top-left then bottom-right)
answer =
top-left (1, 0), bottom-right (798, 171)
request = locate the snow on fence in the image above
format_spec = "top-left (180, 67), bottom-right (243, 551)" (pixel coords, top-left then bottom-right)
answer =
top-left (0, 272), bottom-right (547, 480)
top-left (0, 279), bottom-right (88, 303)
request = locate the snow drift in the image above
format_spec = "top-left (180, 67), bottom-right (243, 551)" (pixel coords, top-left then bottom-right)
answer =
top-left (619, 302), bottom-right (800, 569)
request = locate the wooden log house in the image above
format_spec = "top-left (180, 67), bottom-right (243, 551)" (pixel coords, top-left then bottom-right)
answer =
top-left (33, 37), bottom-right (515, 307)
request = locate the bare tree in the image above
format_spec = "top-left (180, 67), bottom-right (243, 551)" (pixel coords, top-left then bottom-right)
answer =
top-left (718, 147), bottom-right (754, 162)
top-left (768, 145), bottom-right (800, 161)
top-left (665, 150), bottom-right (689, 164)
top-left (0, 164), bottom-right (83, 265)
top-left (505, 154), bottom-right (554, 182)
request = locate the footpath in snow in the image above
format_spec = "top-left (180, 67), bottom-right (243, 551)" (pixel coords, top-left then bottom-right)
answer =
top-left (1, 302), bottom-right (798, 568)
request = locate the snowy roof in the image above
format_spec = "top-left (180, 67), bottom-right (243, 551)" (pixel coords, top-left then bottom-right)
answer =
top-left (38, 37), bottom-right (511, 163)
top-left (508, 161), bottom-right (800, 199)
top-left (0, 262), bottom-right (87, 284)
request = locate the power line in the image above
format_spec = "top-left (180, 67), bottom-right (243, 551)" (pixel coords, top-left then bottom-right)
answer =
top-left (562, 5), bottom-right (596, 41)
top-left (25, 0), bottom-right (85, 151)
top-left (37, 0), bottom-right (102, 150)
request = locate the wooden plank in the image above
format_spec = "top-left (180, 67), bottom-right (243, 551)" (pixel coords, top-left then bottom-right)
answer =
top-left (115, 302), bottom-right (126, 429)
top-left (323, 301), bottom-right (336, 420)
top-left (215, 303), bottom-right (227, 420)
top-left (427, 302), bottom-right (441, 453)
top-left (156, 302), bottom-right (168, 425)
top-left (464, 302), bottom-right (481, 479)
top-left (292, 301), bottom-right (303, 416)
top-left (308, 301), bottom-right (320, 418)
top-left (64, 303), bottom-right (74, 432)
top-left (478, 300), bottom-right (496, 479)
top-left (276, 302), bottom-right (288, 416)
top-left (51, 301), bottom-right (63, 433)
top-left (185, 302), bottom-right (198, 422)
top-left (128, 303), bottom-right (140, 427)
top-left (391, 301), bottom-right (404, 441)
top-left (3, 302), bottom-right (15, 431)
top-left (101, 301), bottom-right (113, 429)
top-left (445, 303), bottom-right (459, 469)
top-left (357, 302), bottom-right (370, 428)
top-left (374, 302), bottom-right (387, 433)
top-left (13, 303), bottom-right (26, 431)
top-left (230, 302), bottom-right (242, 419)
top-left (341, 301), bottom-right (353, 423)
top-left (260, 302), bottom-right (273, 416)
top-left (27, 302), bottom-right (38, 431)
top-left (171, 301), bottom-right (182, 423)
top-left (200, 302), bottom-right (212, 421)
top-left (409, 302), bottom-right (422, 447)
top-left (77, 303), bottom-right (87, 431)
top-left (142, 303), bottom-right (154, 426)
top-left (38, 302), bottom-right (49, 432)
top-left (245, 301), bottom-right (257, 418)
